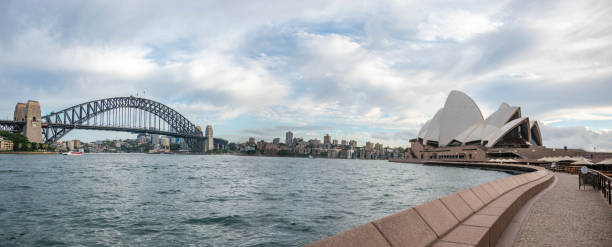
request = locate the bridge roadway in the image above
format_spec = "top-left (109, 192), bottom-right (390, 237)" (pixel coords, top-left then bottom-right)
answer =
top-left (507, 172), bottom-right (612, 246)
top-left (39, 123), bottom-right (204, 139)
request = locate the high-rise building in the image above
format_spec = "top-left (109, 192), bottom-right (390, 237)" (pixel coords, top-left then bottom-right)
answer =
top-left (324, 134), bottom-right (331, 145)
top-left (332, 139), bottom-right (338, 145)
top-left (285, 131), bottom-right (293, 145)
top-left (138, 136), bottom-right (147, 144)
top-left (273, 138), bottom-right (280, 145)
top-left (161, 137), bottom-right (170, 148)
top-left (375, 143), bottom-right (383, 151)
top-left (205, 125), bottom-right (214, 151)
top-left (366, 141), bottom-right (373, 150)
top-left (341, 140), bottom-right (347, 145)
top-left (349, 140), bottom-right (357, 147)
top-left (248, 137), bottom-right (255, 145)
top-left (151, 134), bottom-right (160, 145)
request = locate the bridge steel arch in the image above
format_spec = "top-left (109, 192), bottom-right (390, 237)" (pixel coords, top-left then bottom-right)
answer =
top-left (41, 97), bottom-right (204, 152)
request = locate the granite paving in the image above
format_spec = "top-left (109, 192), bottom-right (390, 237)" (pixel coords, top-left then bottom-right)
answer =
top-left (514, 173), bottom-right (612, 247)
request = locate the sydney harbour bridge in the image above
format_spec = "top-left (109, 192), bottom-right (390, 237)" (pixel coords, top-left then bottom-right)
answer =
top-left (0, 96), bottom-right (211, 152)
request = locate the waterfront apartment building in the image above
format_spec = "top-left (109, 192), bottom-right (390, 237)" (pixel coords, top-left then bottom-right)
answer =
top-left (285, 131), bottom-right (293, 145)
top-left (160, 137), bottom-right (170, 148)
top-left (0, 137), bottom-right (13, 151)
top-left (67, 139), bottom-right (81, 150)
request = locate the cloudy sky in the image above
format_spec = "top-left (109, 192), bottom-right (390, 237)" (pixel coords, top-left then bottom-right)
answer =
top-left (1, 0), bottom-right (611, 151)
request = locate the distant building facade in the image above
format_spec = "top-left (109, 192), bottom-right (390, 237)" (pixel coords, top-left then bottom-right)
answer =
top-left (0, 137), bottom-right (13, 151)
top-left (324, 134), bottom-right (331, 145)
top-left (285, 131), bottom-right (293, 145)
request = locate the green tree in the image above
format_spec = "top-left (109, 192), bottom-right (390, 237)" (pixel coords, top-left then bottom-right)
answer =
top-left (228, 142), bottom-right (237, 151)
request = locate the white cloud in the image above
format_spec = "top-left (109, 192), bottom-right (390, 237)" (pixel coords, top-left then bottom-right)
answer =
top-left (536, 106), bottom-right (612, 123)
top-left (417, 11), bottom-right (503, 41)
top-left (0, 28), bottom-right (157, 80)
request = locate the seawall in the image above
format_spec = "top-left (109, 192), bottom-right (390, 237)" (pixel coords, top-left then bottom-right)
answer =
top-left (0, 151), bottom-right (59, 155)
top-left (305, 159), bottom-right (554, 247)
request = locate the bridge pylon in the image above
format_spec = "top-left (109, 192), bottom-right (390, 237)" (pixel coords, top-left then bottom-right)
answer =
top-left (13, 100), bottom-right (42, 143)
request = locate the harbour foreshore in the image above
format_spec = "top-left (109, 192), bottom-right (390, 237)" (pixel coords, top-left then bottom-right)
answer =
top-left (306, 159), bottom-right (554, 247)
top-left (0, 151), bottom-right (59, 154)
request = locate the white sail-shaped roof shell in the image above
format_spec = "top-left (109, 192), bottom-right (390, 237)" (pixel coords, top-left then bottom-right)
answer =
top-left (416, 90), bottom-right (542, 148)
top-left (417, 91), bottom-right (483, 146)
top-left (530, 121), bottom-right (543, 146)
top-left (438, 91), bottom-right (484, 146)
top-left (418, 108), bottom-right (443, 143)
top-left (455, 102), bottom-right (521, 144)
top-left (484, 117), bottom-right (530, 147)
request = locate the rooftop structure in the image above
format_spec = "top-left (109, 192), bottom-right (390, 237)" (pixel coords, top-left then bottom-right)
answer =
top-left (417, 90), bottom-right (542, 149)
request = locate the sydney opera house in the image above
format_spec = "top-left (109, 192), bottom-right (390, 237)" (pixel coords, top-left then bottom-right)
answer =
top-left (408, 90), bottom-right (547, 161)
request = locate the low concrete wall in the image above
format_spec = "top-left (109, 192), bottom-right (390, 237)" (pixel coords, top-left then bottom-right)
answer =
top-left (306, 160), bottom-right (554, 247)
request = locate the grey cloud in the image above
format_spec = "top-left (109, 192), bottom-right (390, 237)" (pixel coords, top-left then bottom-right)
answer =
top-left (241, 125), bottom-right (334, 137)
top-left (1, 0), bottom-right (610, 148)
top-left (541, 125), bottom-right (612, 152)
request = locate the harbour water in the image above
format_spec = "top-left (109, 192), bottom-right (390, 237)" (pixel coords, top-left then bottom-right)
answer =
top-left (0, 154), bottom-right (510, 246)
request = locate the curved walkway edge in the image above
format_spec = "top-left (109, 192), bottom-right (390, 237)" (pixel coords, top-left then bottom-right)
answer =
top-left (305, 161), bottom-right (554, 247)
top-left (510, 172), bottom-right (612, 247)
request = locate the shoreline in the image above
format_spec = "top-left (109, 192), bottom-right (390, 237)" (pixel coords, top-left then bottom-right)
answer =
top-left (307, 160), bottom-right (554, 247)
top-left (0, 151), bottom-right (60, 155)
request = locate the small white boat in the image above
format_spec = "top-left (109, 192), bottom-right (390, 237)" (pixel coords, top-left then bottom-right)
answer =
top-left (63, 149), bottom-right (84, 156)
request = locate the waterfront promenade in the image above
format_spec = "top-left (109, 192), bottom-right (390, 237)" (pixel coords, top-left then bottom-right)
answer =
top-left (511, 172), bottom-right (612, 246)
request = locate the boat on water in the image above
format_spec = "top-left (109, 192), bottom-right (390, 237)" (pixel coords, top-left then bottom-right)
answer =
top-left (63, 149), bottom-right (84, 156)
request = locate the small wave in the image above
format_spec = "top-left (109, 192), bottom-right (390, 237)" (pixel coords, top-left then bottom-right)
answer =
top-left (0, 170), bottom-right (21, 173)
top-left (183, 215), bottom-right (247, 227)
top-left (34, 238), bottom-right (66, 246)
top-left (8, 185), bottom-right (32, 190)
top-left (246, 241), bottom-right (286, 247)
top-left (189, 197), bottom-right (229, 203)
top-left (277, 222), bottom-right (313, 232)
top-left (156, 189), bottom-right (182, 195)
top-left (316, 215), bottom-right (343, 220)
top-left (130, 228), bottom-right (160, 235)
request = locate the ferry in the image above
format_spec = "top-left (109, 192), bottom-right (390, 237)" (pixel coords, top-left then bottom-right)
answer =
top-left (63, 149), bottom-right (84, 156)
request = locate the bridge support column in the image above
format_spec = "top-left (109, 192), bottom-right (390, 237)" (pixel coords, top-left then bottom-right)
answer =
top-left (18, 100), bottom-right (42, 143)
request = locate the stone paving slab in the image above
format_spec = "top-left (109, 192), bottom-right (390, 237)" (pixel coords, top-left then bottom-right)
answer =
top-left (514, 173), bottom-right (612, 247)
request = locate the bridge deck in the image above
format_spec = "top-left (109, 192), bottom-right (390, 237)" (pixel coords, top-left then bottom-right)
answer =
top-left (512, 173), bottom-right (612, 246)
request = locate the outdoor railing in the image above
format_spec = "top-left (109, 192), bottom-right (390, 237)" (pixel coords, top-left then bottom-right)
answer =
top-left (579, 169), bottom-right (612, 205)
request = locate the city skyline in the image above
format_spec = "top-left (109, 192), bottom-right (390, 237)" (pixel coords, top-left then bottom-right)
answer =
top-left (1, 1), bottom-right (611, 151)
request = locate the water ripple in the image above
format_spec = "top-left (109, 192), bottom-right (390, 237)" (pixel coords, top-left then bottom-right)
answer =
top-left (0, 154), bottom-right (510, 246)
